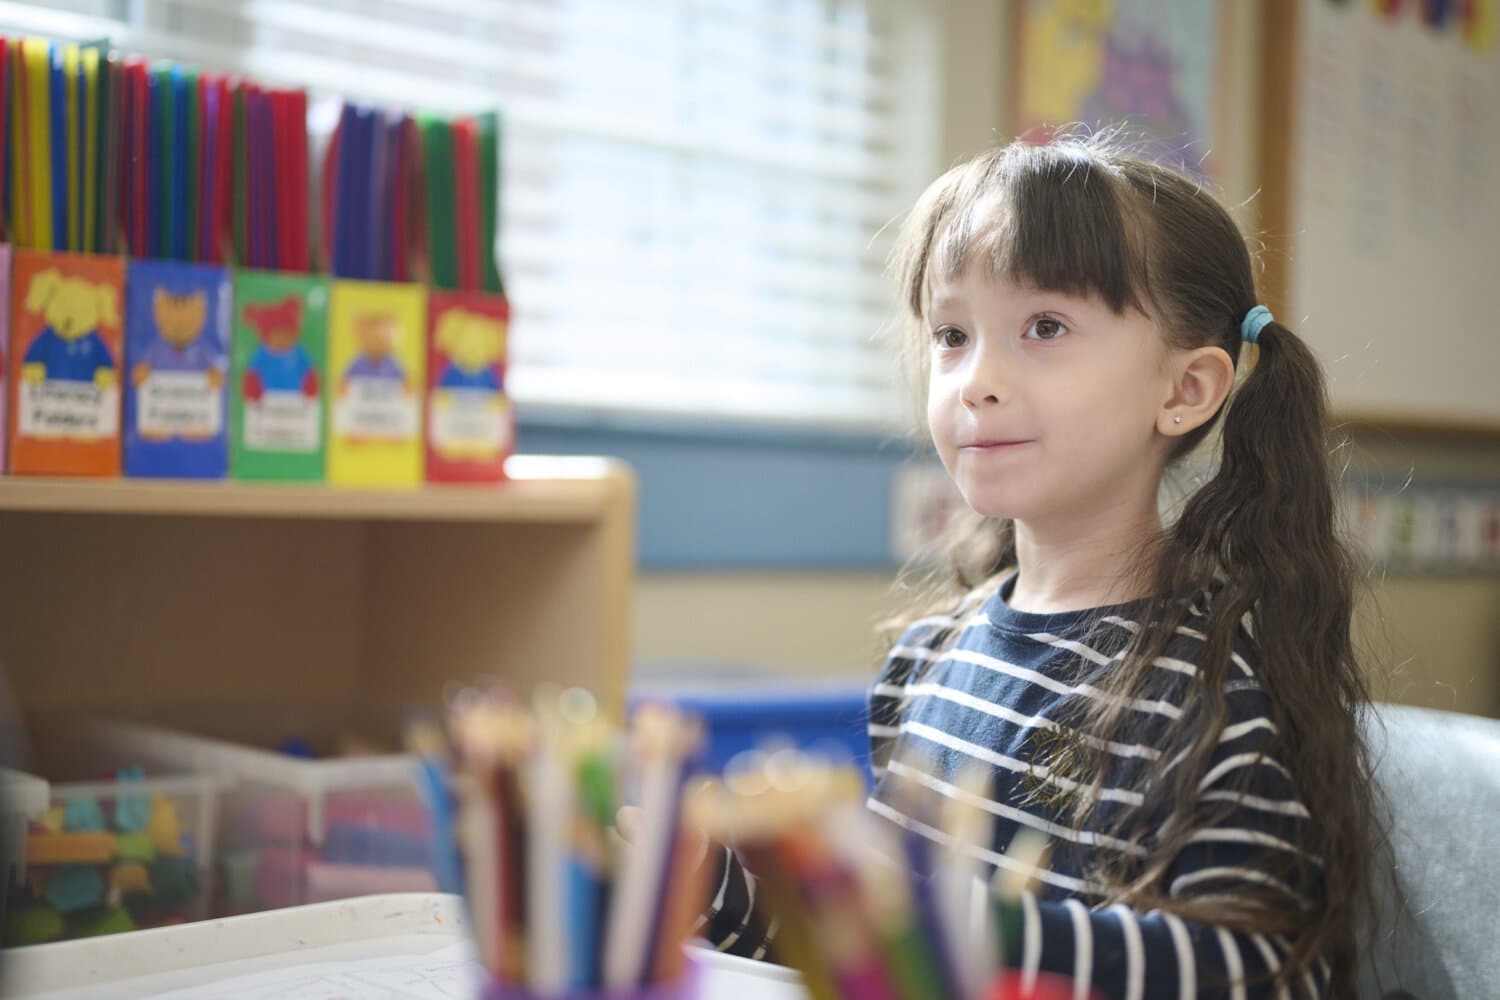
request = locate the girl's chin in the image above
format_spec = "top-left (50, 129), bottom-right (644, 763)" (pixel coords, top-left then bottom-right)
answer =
top-left (956, 492), bottom-right (1035, 522)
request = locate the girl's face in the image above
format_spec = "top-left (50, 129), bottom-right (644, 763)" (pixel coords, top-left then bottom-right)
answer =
top-left (925, 260), bottom-right (1176, 530)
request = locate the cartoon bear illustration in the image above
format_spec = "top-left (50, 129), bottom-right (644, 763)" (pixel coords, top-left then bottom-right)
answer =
top-left (430, 306), bottom-right (508, 466)
top-left (434, 309), bottom-right (505, 391)
top-left (132, 288), bottom-right (222, 390)
top-left (343, 312), bottom-right (407, 389)
top-left (129, 287), bottom-right (227, 445)
top-left (21, 268), bottom-right (120, 389)
top-left (242, 296), bottom-right (318, 402)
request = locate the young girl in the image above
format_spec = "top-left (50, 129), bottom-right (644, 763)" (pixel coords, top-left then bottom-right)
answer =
top-left (689, 134), bottom-right (1380, 999)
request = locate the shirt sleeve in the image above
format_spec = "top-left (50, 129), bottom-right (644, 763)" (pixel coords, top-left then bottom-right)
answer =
top-left (1019, 686), bottom-right (1331, 999)
top-left (696, 842), bottom-right (780, 961)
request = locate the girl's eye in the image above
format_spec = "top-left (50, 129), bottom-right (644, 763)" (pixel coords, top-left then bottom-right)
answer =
top-left (933, 327), bottom-right (968, 349)
top-left (1025, 316), bottom-right (1068, 341)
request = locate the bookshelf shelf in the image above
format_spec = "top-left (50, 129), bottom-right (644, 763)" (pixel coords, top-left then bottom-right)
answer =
top-left (0, 456), bottom-right (626, 523)
top-left (0, 455), bottom-right (637, 721)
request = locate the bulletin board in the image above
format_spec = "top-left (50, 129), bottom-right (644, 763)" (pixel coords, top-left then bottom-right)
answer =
top-left (1262, 0), bottom-right (1500, 434)
top-left (1007, 0), bottom-right (1236, 182)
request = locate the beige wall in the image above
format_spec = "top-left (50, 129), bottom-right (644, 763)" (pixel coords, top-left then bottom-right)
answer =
top-left (635, 572), bottom-right (905, 681)
top-left (633, 2), bottom-right (1500, 718)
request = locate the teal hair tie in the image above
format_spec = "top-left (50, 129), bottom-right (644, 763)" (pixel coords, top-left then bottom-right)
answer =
top-left (1241, 305), bottom-right (1273, 345)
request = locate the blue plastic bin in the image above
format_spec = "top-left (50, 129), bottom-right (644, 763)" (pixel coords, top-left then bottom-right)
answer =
top-left (628, 680), bottom-right (871, 782)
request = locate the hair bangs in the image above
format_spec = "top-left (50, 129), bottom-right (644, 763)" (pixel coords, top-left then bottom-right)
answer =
top-left (920, 143), bottom-right (1154, 319)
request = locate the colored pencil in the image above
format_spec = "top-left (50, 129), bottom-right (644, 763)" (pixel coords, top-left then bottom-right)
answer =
top-left (601, 704), bottom-right (699, 990)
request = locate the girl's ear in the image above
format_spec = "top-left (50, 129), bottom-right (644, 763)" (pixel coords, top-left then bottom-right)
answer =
top-left (1158, 345), bottom-right (1235, 437)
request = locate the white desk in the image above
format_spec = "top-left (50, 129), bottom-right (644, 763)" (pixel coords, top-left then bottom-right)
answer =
top-left (0, 894), bottom-right (808, 999)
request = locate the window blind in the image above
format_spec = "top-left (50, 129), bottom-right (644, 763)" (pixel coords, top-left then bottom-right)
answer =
top-left (0, 0), bottom-right (939, 429)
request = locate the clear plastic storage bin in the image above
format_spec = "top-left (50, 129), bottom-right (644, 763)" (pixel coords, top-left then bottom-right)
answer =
top-left (86, 703), bottom-right (435, 914)
top-left (4, 767), bottom-right (218, 946)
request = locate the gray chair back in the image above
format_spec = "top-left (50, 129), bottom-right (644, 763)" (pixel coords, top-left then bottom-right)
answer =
top-left (1359, 703), bottom-right (1500, 999)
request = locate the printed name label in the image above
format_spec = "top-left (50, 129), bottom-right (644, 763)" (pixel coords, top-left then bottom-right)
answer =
top-left (246, 391), bottom-right (321, 452)
top-left (19, 381), bottom-right (120, 439)
top-left (431, 389), bottom-right (508, 456)
top-left (139, 372), bottom-right (223, 437)
top-left (335, 377), bottom-right (418, 440)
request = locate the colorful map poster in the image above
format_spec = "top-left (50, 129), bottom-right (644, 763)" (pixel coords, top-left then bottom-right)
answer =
top-left (1010, 0), bottom-right (1228, 179)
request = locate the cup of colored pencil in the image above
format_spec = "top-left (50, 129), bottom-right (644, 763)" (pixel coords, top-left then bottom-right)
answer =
top-left (409, 687), bottom-right (707, 1000)
top-left (689, 749), bottom-right (1097, 1000)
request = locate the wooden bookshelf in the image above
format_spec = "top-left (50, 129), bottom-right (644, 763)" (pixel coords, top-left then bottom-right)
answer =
top-left (0, 456), bottom-right (637, 722)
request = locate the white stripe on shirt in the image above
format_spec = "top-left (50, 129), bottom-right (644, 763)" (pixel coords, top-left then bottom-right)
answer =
top-left (899, 721), bottom-right (1146, 806)
top-left (1063, 898), bottom-right (1094, 1000)
top-left (893, 646), bottom-right (1185, 719)
top-left (1220, 717), bottom-right (1278, 743)
top-left (1198, 752), bottom-right (1295, 791)
top-left (1249, 933), bottom-right (1291, 1000)
top-left (875, 679), bottom-right (1164, 761)
top-left (865, 796), bottom-right (1093, 893)
top-left (1169, 866), bottom-right (1310, 907)
top-left (1159, 910), bottom-right (1196, 1000)
top-left (1199, 789), bottom-right (1311, 818)
top-left (1026, 631), bottom-right (1201, 679)
top-left (1185, 827), bottom-right (1323, 865)
top-left (1217, 926), bottom-right (1247, 1000)
top-left (1108, 903), bottom-right (1146, 1000)
top-left (1021, 890), bottom-right (1042, 995)
top-left (885, 756), bottom-right (1147, 856)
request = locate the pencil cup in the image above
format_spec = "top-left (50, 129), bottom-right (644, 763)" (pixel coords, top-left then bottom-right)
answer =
top-left (480, 960), bottom-right (701, 1000)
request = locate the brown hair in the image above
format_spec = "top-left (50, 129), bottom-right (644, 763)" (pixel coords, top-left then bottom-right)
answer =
top-left (886, 132), bottom-right (1378, 995)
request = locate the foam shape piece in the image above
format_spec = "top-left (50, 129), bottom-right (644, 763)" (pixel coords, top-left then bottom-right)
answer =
top-left (146, 794), bottom-right (183, 857)
top-left (63, 796), bottom-right (106, 832)
top-left (70, 904), bottom-right (135, 938)
top-left (27, 831), bottom-right (115, 865)
top-left (43, 864), bottom-right (106, 913)
top-left (146, 858), bottom-right (197, 908)
top-left (109, 861), bottom-right (151, 895)
top-left (38, 804), bottom-right (66, 833)
top-left (114, 831), bottom-right (156, 862)
top-left (113, 765), bottom-right (151, 831)
top-left (3, 905), bottom-right (65, 947)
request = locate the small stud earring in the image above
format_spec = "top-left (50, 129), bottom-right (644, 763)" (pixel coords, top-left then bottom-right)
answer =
top-left (1173, 415), bottom-right (1182, 424)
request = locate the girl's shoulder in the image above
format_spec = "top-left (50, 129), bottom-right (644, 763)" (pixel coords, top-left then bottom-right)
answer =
top-left (875, 582), bottom-right (998, 687)
top-left (1165, 593), bottom-right (1288, 729)
top-left (885, 578), bottom-right (1001, 652)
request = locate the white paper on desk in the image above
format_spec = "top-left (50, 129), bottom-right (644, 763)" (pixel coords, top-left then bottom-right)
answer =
top-left (142, 941), bottom-right (484, 1000)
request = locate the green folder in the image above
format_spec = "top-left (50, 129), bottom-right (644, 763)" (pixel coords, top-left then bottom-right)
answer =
top-left (420, 115), bottom-right (458, 290)
top-left (184, 68), bottom-right (199, 261)
top-left (477, 111), bottom-right (503, 296)
top-left (230, 270), bottom-right (330, 481)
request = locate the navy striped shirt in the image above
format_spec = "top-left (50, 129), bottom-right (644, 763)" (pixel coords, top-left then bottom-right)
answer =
top-left (702, 576), bottom-right (1331, 999)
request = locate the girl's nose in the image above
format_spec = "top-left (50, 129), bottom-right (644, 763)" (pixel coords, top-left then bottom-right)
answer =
top-left (960, 350), bottom-right (1011, 408)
